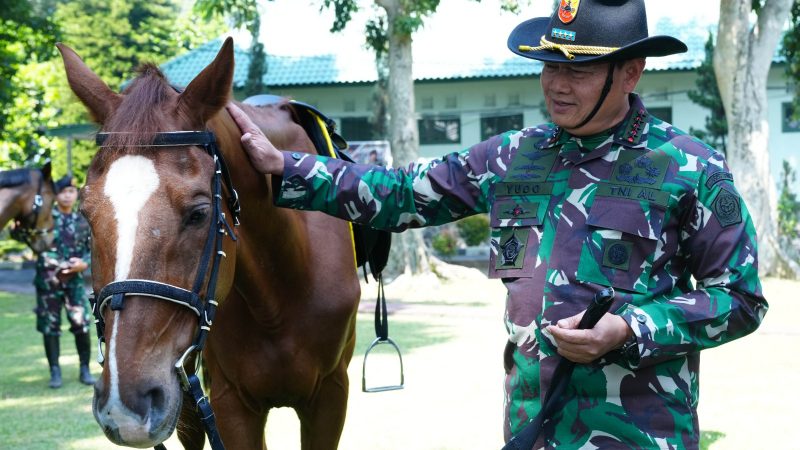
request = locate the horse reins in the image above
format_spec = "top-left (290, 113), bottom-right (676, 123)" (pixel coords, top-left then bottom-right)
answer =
top-left (90, 130), bottom-right (240, 450)
top-left (10, 169), bottom-right (54, 247)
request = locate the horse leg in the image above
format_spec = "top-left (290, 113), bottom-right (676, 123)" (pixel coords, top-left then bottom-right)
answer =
top-left (176, 390), bottom-right (205, 450)
top-left (296, 361), bottom-right (350, 450)
top-left (209, 384), bottom-right (268, 450)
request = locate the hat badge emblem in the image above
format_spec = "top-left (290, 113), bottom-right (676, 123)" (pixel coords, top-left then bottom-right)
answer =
top-left (558, 0), bottom-right (580, 24)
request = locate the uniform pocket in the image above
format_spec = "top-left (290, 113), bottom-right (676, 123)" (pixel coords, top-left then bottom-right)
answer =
top-left (487, 198), bottom-right (547, 279)
top-left (577, 196), bottom-right (666, 293)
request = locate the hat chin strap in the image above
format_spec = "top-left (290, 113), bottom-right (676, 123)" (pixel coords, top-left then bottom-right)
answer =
top-left (572, 62), bottom-right (616, 131)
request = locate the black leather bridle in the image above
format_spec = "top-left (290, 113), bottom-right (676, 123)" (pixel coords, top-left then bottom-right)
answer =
top-left (10, 169), bottom-right (54, 248)
top-left (90, 130), bottom-right (240, 450)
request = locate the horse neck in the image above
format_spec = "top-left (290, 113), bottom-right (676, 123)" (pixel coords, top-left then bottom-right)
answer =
top-left (212, 116), bottom-right (312, 303)
top-left (0, 186), bottom-right (26, 228)
top-left (213, 115), bottom-right (304, 234)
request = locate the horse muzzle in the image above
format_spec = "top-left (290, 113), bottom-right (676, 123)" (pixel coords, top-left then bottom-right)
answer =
top-left (92, 372), bottom-right (182, 447)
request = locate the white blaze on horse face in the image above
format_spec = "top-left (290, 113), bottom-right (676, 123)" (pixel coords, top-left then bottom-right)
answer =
top-left (103, 155), bottom-right (159, 412)
top-left (104, 155), bottom-right (160, 280)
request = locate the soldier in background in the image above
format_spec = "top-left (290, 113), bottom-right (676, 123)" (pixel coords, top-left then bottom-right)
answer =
top-left (226, 0), bottom-right (767, 447)
top-left (34, 175), bottom-right (95, 389)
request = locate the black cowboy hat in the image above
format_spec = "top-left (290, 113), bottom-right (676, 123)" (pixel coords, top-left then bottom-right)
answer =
top-left (54, 175), bottom-right (74, 193)
top-left (507, 0), bottom-right (687, 63)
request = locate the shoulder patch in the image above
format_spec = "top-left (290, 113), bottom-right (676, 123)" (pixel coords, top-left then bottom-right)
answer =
top-left (705, 171), bottom-right (733, 189)
top-left (711, 188), bottom-right (742, 228)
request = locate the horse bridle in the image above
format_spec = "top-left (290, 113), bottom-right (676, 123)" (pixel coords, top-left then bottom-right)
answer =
top-left (90, 131), bottom-right (240, 450)
top-left (10, 170), bottom-right (54, 247)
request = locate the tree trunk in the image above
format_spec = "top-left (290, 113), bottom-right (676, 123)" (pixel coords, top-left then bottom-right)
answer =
top-left (714, 0), bottom-right (798, 278)
top-left (377, 0), bottom-right (431, 278)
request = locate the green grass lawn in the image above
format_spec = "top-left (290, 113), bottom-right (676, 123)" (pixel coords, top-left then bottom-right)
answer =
top-left (0, 288), bottom-right (727, 449)
top-left (0, 291), bottom-right (454, 449)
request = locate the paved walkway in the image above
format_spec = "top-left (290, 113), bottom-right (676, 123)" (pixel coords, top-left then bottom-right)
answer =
top-left (0, 268), bottom-right (35, 294)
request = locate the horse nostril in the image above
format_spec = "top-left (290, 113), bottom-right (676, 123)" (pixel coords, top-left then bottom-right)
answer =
top-left (132, 385), bottom-right (166, 422)
top-left (147, 386), bottom-right (165, 414)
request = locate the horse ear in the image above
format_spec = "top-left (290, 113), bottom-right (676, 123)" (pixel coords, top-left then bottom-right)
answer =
top-left (56, 43), bottom-right (122, 124)
top-left (177, 37), bottom-right (235, 127)
top-left (41, 160), bottom-right (52, 180)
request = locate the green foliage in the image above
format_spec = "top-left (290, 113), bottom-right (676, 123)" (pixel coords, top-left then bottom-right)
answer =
top-left (194, 0), bottom-right (260, 29)
top-left (782, 1), bottom-right (800, 121)
top-left (687, 33), bottom-right (727, 154)
top-left (0, 0), bottom-right (58, 152)
top-left (322, 0), bottom-right (359, 33)
top-left (365, 16), bottom-right (389, 57)
top-left (778, 160), bottom-right (800, 239)
top-left (456, 214), bottom-right (489, 246)
top-left (0, 233), bottom-right (29, 260)
top-left (431, 229), bottom-right (458, 257)
top-left (1, 0), bottom-right (225, 177)
top-left (244, 15), bottom-right (267, 96)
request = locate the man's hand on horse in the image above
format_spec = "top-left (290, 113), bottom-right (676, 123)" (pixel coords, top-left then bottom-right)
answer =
top-left (226, 102), bottom-right (285, 175)
top-left (546, 311), bottom-right (632, 364)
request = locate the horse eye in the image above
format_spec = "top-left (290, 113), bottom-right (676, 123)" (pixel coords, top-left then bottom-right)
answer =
top-left (186, 206), bottom-right (209, 227)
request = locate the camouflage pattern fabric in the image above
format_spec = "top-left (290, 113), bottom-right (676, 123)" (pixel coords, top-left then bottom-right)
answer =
top-left (34, 209), bottom-right (92, 336)
top-left (273, 94), bottom-right (766, 449)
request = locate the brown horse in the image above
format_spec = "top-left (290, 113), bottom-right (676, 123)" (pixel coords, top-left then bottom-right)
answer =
top-left (0, 162), bottom-right (55, 253)
top-left (58, 38), bottom-right (361, 449)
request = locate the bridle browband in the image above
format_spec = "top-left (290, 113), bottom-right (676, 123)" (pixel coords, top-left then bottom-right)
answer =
top-left (10, 169), bottom-right (54, 247)
top-left (91, 130), bottom-right (240, 450)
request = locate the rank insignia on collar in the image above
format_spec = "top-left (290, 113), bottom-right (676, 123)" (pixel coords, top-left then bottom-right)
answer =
top-left (500, 231), bottom-right (525, 267)
top-left (558, 0), bottom-right (580, 24)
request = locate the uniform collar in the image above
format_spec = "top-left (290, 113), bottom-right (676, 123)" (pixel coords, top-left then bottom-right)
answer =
top-left (539, 93), bottom-right (650, 165)
top-left (611, 93), bottom-right (650, 148)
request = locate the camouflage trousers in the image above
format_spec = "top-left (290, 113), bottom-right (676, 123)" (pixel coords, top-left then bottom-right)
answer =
top-left (35, 282), bottom-right (91, 336)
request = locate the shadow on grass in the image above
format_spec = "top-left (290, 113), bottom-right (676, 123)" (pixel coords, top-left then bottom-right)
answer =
top-left (700, 430), bottom-right (725, 450)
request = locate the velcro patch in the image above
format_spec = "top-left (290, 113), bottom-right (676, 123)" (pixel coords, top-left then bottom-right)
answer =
top-left (705, 171), bottom-right (733, 189)
top-left (495, 228), bottom-right (529, 270)
top-left (711, 188), bottom-right (742, 228)
top-left (602, 239), bottom-right (632, 271)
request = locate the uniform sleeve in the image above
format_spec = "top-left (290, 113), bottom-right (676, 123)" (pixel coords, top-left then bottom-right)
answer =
top-left (272, 139), bottom-right (502, 231)
top-left (617, 153), bottom-right (767, 369)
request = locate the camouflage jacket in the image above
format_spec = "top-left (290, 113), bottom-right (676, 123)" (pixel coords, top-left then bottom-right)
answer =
top-left (34, 208), bottom-right (92, 291)
top-left (273, 94), bottom-right (766, 449)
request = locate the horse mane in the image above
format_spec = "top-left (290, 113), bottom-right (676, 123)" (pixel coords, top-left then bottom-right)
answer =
top-left (101, 64), bottom-right (173, 149)
top-left (0, 168), bottom-right (31, 188)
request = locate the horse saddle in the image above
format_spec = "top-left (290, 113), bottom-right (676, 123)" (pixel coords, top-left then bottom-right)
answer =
top-left (243, 95), bottom-right (392, 280)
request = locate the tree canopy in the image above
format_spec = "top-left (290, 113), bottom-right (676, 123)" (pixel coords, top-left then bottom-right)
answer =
top-left (0, 0), bottom-right (225, 179)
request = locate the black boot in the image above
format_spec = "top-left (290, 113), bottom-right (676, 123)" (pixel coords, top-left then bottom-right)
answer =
top-left (75, 332), bottom-right (96, 386)
top-left (43, 335), bottom-right (62, 389)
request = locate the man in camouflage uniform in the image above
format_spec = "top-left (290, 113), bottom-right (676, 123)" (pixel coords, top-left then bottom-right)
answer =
top-left (226, 0), bottom-right (766, 448)
top-left (34, 175), bottom-right (96, 388)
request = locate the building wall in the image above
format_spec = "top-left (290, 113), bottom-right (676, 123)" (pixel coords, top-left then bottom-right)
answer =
top-left (260, 66), bottom-right (798, 189)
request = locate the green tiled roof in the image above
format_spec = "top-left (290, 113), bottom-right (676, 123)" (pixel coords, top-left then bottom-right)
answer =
top-left (158, 19), bottom-right (778, 89)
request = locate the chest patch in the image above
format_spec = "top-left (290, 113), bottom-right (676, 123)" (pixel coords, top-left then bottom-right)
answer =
top-left (610, 150), bottom-right (669, 188)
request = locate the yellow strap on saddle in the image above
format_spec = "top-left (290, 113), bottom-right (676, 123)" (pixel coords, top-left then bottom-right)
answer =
top-left (309, 111), bottom-right (359, 270)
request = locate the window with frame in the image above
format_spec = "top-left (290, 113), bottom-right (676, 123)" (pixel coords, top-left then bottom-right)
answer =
top-left (418, 116), bottom-right (461, 144)
top-left (648, 106), bottom-right (672, 123)
top-left (339, 117), bottom-right (374, 141)
top-left (783, 102), bottom-right (800, 133)
top-left (480, 113), bottom-right (523, 140)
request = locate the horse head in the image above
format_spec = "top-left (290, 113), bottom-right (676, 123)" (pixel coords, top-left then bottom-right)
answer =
top-left (58, 38), bottom-right (239, 447)
top-left (1, 161), bottom-right (56, 253)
